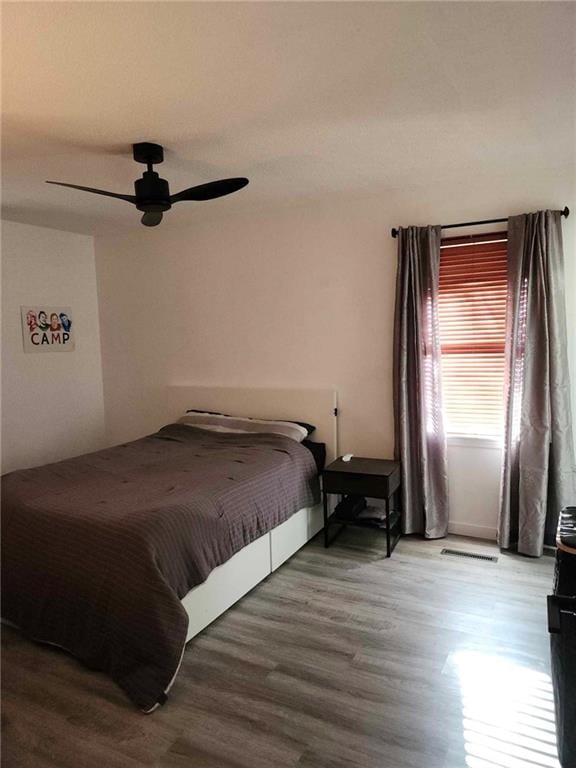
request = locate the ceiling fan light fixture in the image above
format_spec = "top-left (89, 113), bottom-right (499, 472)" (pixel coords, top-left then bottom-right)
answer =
top-left (141, 211), bottom-right (163, 227)
top-left (46, 142), bottom-right (249, 227)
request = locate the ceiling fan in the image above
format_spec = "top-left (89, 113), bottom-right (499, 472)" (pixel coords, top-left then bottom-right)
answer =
top-left (46, 142), bottom-right (249, 227)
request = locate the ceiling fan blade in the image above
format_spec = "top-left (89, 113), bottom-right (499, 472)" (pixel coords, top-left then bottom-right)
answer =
top-left (46, 181), bottom-right (136, 203)
top-left (170, 178), bottom-right (249, 203)
top-left (141, 211), bottom-right (163, 227)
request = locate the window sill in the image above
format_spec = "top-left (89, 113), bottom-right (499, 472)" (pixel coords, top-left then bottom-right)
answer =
top-left (447, 434), bottom-right (503, 449)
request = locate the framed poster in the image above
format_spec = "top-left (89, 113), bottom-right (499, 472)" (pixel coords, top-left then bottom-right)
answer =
top-left (21, 307), bottom-right (75, 353)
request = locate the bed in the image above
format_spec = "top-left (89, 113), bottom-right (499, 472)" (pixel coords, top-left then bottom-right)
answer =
top-left (1, 386), bottom-right (338, 712)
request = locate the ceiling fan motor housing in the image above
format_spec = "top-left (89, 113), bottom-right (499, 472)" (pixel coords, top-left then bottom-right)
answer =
top-left (134, 171), bottom-right (172, 212)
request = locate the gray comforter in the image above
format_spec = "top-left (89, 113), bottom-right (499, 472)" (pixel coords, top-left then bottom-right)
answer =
top-left (1, 424), bottom-right (319, 710)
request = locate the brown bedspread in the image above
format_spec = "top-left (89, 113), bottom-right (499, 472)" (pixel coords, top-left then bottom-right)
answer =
top-left (1, 424), bottom-right (319, 710)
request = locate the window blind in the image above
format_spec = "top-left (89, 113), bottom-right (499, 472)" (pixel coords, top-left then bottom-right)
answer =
top-left (438, 233), bottom-right (508, 437)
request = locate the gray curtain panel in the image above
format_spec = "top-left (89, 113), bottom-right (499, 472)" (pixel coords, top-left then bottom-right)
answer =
top-left (393, 225), bottom-right (449, 538)
top-left (499, 210), bottom-right (576, 557)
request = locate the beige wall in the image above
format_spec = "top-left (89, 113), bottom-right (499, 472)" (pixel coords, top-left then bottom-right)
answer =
top-left (1, 221), bottom-right (105, 473)
top-left (96, 196), bottom-right (395, 454)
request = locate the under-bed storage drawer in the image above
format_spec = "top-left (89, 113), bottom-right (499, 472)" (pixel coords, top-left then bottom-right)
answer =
top-left (270, 505), bottom-right (323, 571)
top-left (182, 534), bottom-right (270, 642)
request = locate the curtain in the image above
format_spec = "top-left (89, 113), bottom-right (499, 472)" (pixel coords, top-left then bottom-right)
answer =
top-left (393, 225), bottom-right (449, 538)
top-left (499, 210), bottom-right (576, 557)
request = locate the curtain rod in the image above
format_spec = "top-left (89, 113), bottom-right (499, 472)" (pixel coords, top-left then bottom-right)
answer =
top-left (390, 206), bottom-right (570, 239)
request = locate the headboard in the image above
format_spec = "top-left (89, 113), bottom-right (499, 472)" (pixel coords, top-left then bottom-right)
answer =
top-left (165, 385), bottom-right (338, 463)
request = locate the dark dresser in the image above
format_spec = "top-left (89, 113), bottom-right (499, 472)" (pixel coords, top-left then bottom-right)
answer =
top-left (548, 506), bottom-right (576, 768)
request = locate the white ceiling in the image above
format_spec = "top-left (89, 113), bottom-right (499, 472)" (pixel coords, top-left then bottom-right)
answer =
top-left (2, 1), bottom-right (575, 235)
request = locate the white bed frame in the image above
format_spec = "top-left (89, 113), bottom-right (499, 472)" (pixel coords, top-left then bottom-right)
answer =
top-left (165, 385), bottom-right (338, 643)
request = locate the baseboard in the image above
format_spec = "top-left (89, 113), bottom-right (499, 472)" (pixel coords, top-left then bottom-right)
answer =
top-left (448, 520), bottom-right (497, 541)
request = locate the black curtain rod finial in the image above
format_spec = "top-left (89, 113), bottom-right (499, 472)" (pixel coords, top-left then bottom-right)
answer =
top-left (391, 206), bottom-right (569, 238)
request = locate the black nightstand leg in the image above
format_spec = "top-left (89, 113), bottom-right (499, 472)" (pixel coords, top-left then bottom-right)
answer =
top-left (385, 495), bottom-right (391, 558)
top-left (323, 490), bottom-right (329, 548)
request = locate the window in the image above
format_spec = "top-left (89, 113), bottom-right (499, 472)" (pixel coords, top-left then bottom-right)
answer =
top-left (437, 233), bottom-right (508, 438)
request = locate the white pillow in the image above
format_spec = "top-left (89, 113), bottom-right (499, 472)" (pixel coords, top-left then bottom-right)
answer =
top-left (177, 412), bottom-right (308, 443)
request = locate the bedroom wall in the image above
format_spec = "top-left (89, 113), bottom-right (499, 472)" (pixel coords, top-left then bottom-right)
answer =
top-left (95, 170), bottom-right (575, 540)
top-left (1, 221), bottom-right (105, 473)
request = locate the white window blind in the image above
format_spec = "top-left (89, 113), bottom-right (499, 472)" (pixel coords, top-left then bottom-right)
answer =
top-left (438, 233), bottom-right (508, 438)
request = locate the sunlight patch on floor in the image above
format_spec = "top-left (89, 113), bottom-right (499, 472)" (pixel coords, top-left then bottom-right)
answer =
top-left (452, 650), bottom-right (560, 768)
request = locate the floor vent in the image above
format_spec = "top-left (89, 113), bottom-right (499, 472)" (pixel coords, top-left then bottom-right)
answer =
top-left (441, 548), bottom-right (498, 562)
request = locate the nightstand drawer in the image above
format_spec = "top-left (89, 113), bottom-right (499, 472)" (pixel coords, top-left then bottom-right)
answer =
top-left (322, 472), bottom-right (390, 498)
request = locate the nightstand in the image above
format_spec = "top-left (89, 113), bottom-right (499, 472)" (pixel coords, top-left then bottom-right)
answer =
top-left (321, 457), bottom-right (402, 556)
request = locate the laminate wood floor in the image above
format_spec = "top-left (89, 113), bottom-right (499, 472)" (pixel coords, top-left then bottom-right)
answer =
top-left (1, 532), bottom-right (559, 768)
